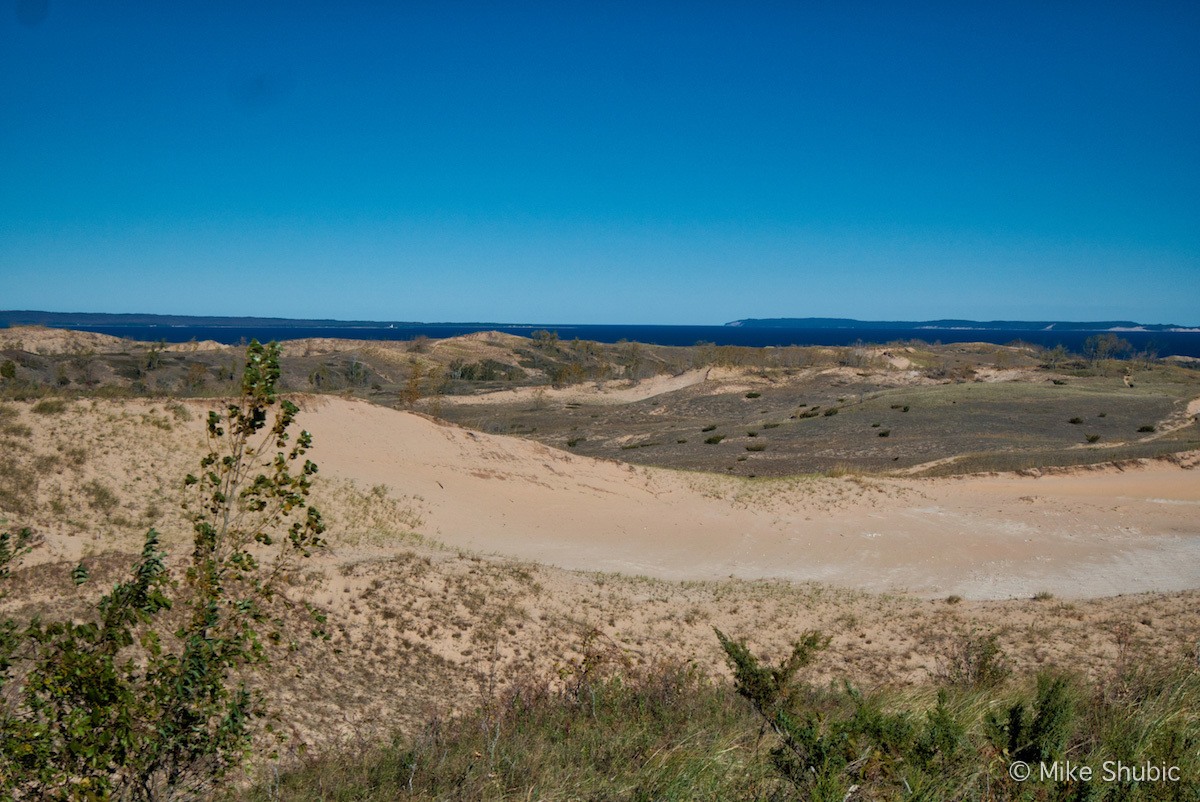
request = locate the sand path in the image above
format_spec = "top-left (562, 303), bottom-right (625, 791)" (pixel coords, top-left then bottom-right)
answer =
top-left (434, 368), bottom-right (721, 407)
top-left (304, 399), bottom-right (1200, 600)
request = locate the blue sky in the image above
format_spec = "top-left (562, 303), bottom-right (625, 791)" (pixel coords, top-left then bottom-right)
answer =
top-left (2, 1), bottom-right (1198, 324)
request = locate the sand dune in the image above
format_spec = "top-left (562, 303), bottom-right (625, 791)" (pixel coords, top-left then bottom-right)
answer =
top-left (302, 398), bottom-right (1200, 600)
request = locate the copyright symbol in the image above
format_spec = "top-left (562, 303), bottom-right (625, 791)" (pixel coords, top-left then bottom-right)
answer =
top-left (1009, 760), bottom-right (1031, 782)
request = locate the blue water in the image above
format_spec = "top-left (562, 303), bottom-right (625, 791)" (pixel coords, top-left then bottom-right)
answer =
top-left (41, 323), bottom-right (1200, 358)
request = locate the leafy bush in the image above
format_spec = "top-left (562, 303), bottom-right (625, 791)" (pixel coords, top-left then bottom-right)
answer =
top-left (1069, 417), bottom-right (1083, 425)
top-left (745, 391), bottom-right (761, 399)
top-left (0, 341), bottom-right (327, 800)
top-left (701, 424), bottom-right (717, 432)
top-left (1086, 433), bottom-right (1101, 443)
top-left (935, 631), bottom-right (1011, 689)
top-left (745, 444), bottom-right (766, 452)
top-left (1138, 425), bottom-right (1156, 433)
top-left (704, 435), bottom-right (725, 445)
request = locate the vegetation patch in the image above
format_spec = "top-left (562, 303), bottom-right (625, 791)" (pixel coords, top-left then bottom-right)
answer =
top-left (30, 398), bottom-right (68, 415)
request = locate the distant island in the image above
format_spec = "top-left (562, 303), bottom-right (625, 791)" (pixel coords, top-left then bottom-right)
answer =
top-left (727, 317), bottom-right (1199, 332)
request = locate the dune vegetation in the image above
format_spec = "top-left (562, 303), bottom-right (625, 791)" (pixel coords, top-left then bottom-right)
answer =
top-left (1, 330), bottom-right (1199, 799)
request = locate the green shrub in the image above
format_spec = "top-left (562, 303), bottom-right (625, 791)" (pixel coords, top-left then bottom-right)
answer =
top-left (704, 435), bottom-right (725, 445)
top-left (745, 444), bottom-right (766, 452)
top-left (989, 674), bottom-right (1076, 765)
top-left (878, 429), bottom-right (891, 437)
top-left (744, 391), bottom-right (761, 399)
top-left (1086, 433), bottom-right (1101, 443)
top-left (936, 631), bottom-right (1011, 689)
top-left (823, 407), bottom-right (838, 416)
top-left (0, 341), bottom-right (327, 800)
top-left (701, 424), bottom-right (717, 432)
top-left (31, 398), bottom-right (68, 415)
top-left (762, 422), bottom-right (780, 429)
top-left (1138, 425), bottom-right (1155, 432)
top-left (1069, 417), bottom-right (1083, 424)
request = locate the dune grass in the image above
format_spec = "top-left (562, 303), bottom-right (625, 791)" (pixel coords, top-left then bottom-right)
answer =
top-left (244, 658), bottom-right (775, 801)
top-left (245, 639), bottom-right (1200, 801)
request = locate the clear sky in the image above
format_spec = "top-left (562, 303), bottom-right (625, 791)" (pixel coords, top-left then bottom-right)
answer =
top-left (2, 1), bottom-right (1198, 325)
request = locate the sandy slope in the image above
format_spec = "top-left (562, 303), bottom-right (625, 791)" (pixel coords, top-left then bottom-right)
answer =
top-left (302, 398), bottom-right (1200, 600)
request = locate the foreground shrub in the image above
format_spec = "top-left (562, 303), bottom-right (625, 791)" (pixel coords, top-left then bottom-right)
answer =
top-left (1, 341), bottom-right (326, 800)
top-left (716, 629), bottom-right (1200, 801)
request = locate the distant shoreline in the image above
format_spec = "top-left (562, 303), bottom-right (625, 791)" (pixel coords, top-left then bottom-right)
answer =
top-left (3, 314), bottom-right (1200, 358)
top-left (2, 311), bottom-right (1197, 332)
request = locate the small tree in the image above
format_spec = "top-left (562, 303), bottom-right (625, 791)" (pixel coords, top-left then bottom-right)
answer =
top-left (401, 358), bottom-right (424, 407)
top-left (0, 340), bottom-right (326, 800)
top-left (1083, 333), bottom-right (1132, 364)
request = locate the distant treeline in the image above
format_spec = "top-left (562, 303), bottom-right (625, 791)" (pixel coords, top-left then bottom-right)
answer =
top-left (0, 310), bottom-right (420, 328)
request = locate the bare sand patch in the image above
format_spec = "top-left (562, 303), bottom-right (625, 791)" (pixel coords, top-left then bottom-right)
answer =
top-left (0, 325), bottom-right (130, 354)
top-left (302, 398), bottom-right (1200, 600)
top-left (435, 368), bottom-right (721, 407)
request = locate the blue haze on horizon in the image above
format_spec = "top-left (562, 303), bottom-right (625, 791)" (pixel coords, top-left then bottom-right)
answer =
top-left (1, 2), bottom-right (1198, 326)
